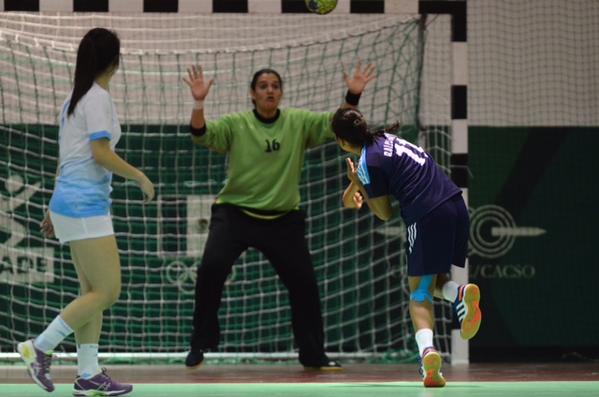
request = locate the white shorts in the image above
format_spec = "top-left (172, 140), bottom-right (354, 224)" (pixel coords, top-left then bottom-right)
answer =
top-left (49, 211), bottom-right (114, 244)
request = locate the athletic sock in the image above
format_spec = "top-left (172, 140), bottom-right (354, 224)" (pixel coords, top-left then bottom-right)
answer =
top-left (77, 344), bottom-right (100, 379)
top-left (415, 328), bottom-right (434, 357)
top-left (34, 315), bottom-right (74, 353)
top-left (441, 280), bottom-right (460, 303)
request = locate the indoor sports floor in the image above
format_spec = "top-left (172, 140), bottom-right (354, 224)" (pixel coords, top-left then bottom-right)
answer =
top-left (2, 362), bottom-right (599, 396)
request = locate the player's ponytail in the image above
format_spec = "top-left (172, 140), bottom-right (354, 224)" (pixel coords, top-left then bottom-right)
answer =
top-left (68, 28), bottom-right (120, 116)
top-left (370, 121), bottom-right (401, 137)
top-left (332, 108), bottom-right (400, 147)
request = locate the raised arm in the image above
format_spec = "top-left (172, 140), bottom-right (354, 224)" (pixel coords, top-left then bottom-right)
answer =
top-left (340, 61), bottom-right (376, 110)
top-left (183, 65), bottom-right (214, 144)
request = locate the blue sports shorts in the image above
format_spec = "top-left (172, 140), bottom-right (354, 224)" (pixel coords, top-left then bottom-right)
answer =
top-left (405, 194), bottom-right (469, 276)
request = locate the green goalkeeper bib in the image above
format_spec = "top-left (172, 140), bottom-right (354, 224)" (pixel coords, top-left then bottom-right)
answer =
top-left (198, 108), bottom-right (334, 212)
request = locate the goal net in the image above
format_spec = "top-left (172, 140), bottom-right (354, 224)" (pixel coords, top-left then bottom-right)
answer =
top-left (0, 12), bottom-right (453, 361)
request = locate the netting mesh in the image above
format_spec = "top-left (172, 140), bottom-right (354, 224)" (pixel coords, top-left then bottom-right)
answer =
top-left (0, 12), bottom-right (453, 359)
top-left (469, 0), bottom-right (599, 126)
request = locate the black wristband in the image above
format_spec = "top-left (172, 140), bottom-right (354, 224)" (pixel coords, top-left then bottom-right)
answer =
top-left (190, 124), bottom-right (207, 137)
top-left (345, 90), bottom-right (361, 106)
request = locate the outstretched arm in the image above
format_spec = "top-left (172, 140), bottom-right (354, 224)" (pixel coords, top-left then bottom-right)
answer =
top-left (340, 61), bottom-right (376, 109)
top-left (183, 65), bottom-right (214, 144)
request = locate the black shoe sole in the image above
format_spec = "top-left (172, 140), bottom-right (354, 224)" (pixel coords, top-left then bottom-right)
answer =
top-left (185, 362), bottom-right (204, 369)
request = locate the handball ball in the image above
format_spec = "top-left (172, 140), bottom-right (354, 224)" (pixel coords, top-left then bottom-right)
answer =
top-left (305, 0), bottom-right (338, 15)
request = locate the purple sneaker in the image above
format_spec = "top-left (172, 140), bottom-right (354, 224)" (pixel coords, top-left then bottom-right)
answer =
top-left (73, 368), bottom-right (133, 396)
top-left (17, 339), bottom-right (55, 392)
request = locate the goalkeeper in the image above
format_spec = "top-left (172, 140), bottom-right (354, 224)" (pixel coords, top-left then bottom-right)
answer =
top-left (182, 62), bottom-right (375, 370)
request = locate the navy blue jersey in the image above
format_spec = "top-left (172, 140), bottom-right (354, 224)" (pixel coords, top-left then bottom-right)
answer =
top-left (356, 133), bottom-right (461, 225)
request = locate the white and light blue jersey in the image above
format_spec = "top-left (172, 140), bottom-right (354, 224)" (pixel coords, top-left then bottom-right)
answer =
top-left (49, 83), bottom-right (121, 218)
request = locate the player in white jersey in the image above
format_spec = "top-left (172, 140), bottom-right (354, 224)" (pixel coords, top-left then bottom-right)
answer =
top-left (17, 28), bottom-right (154, 397)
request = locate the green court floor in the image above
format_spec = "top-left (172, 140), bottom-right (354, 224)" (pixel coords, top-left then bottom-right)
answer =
top-left (1, 382), bottom-right (599, 397)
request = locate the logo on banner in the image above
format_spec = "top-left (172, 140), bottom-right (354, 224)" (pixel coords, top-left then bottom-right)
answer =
top-left (469, 205), bottom-right (545, 280)
top-left (163, 259), bottom-right (241, 294)
top-left (164, 260), bottom-right (198, 294)
top-left (0, 174), bottom-right (54, 284)
top-left (469, 205), bottom-right (546, 259)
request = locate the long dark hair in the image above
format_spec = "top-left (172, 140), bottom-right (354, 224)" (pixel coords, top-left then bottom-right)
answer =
top-left (67, 28), bottom-right (120, 116)
top-left (332, 108), bottom-right (400, 146)
top-left (249, 68), bottom-right (283, 107)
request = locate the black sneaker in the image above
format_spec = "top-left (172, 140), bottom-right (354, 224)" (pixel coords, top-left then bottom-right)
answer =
top-left (303, 359), bottom-right (343, 371)
top-left (185, 349), bottom-right (204, 368)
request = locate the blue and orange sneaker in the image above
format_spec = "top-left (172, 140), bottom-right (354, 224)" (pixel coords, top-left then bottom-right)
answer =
top-left (17, 339), bottom-right (55, 392)
top-left (454, 283), bottom-right (482, 340)
top-left (73, 368), bottom-right (133, 396)
top-left (420, 347), bottom-right (446, 387)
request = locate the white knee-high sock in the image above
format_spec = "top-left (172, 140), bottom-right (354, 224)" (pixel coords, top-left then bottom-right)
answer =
top-left (415, 328), bottom-right (434, 357)
top-left (34, 315), bottom-right (73, 353)
top-left (441, 280), bottom-right (460, 302)
top-left (77, 344), bottom-right (100, 379)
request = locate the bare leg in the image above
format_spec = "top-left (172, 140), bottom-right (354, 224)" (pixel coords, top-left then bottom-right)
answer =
top-left (409, 275), bottom-right (446, 387)
top-left (408, 275), bottom-right (437, 331)
top-left (17, 235), bottom-right (121, 392)
top-left (65, 236), bottom-right (132, 394)
top-left (60, 235), bottom-right (121, 330)
top-left (70, 246), bottom-right (103, 344)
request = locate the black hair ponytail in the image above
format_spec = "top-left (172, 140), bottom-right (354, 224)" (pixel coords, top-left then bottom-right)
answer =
top-left (67, 28), bottom-right (120, 116)
top-left (332, 108), bottom-right (401, 147)
top-left (370, 121), bottom-right (401, 137)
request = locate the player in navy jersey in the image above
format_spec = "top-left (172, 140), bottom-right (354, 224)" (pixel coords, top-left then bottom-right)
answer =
top-left (331, 108), bottom-right (482, 388)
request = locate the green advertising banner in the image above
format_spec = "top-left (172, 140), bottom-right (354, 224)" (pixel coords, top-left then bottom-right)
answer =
top-left (469, 127), bottom-right (599, 354)
top-left (1, 124), bottom-right (420, 355)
